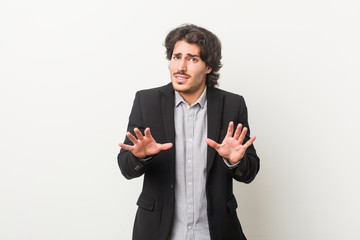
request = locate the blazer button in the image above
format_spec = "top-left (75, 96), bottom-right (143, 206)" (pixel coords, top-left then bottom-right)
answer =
top-left (170, 184), bottom-right (174, 190)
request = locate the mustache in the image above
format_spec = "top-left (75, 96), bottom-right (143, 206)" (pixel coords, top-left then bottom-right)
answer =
top-left (173, 70), bottom-right (191, 78)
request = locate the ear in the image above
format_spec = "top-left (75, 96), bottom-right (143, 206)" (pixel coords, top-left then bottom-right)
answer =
top-left (205, 66), bottom-right (212, 74)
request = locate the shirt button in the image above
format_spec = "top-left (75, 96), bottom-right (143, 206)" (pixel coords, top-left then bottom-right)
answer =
top-left (188, 182), bottom-right (192, 186)
top-left (188, 204), bottom-right (192, 208)
top-left (188, 226), bottom-right (192, 230)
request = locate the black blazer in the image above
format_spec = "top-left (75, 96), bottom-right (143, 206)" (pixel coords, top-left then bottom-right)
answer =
top-left (118, 83), bottom-right (260, 240)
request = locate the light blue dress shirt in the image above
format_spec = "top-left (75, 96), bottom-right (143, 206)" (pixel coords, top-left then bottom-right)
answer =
top-left (170, 88), bottom-right (210, 240)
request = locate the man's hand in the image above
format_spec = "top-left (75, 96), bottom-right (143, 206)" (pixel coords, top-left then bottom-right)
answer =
top-left (118, 127), bottom-right (173, 159)
top-left (206, 121), bottom-right (256, 165)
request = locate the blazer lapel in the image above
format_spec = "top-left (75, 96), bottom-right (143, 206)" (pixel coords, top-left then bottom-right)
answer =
top-left (160, 84), bottom-right (223, 177)
top-left (206, 87), bottom-right (223, 174)
top-left (160, 83), bottom-right (176, 177)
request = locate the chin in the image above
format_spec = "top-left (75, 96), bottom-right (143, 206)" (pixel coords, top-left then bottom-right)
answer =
top-left (171, 82), bottom-right (186, 92)
top-left (173, 86), bottom-right (185, 93)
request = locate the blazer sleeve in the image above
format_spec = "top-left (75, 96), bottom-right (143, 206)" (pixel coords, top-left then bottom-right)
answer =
top-left (231, 96), bottom-right (260, 183)
top-left (117, 91), bottom-right (151, 179)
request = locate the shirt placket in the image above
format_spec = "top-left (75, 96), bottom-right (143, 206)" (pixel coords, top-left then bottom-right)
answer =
top-left (186, 105), bottom-right (195, 240)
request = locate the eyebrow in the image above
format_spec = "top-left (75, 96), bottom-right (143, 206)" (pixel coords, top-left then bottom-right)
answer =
top-left (187, 53), bottom-right (200, 58)
top-left (173, 53), bottom-right (200, 58)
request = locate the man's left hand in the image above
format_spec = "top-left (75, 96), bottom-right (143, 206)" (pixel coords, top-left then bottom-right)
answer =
top-left (206, 121), bottom-right (256, 165)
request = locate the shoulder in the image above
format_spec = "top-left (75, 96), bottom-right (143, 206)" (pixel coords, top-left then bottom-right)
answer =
top-left (132, 83), bottom-right (174, 109)
top-left (136, 83), bottom-right (173, 97)
top-left (208, 87), bottom-right (245, 103)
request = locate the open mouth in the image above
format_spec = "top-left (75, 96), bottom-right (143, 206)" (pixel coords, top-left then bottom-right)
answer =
top-left (174, 73), bottom-right (191, 83)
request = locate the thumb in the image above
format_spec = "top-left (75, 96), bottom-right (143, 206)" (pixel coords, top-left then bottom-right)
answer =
top-left (206, 138), bottom-right (219, 150)
top-left (160, 143), bottom-right (173, 150)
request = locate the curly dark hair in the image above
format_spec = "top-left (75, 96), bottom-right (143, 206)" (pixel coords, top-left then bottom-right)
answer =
top-left (164, 24), bottom-right (222, 88)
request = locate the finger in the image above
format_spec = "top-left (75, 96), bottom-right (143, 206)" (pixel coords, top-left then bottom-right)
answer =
top-left (206, 138), bottom-right (220, 151)
top-left (144, 128), bottom-right (152, 138)
top-left (134, 128), bottom-right (144, 140)
top-left (233, 123), bottom-right (242, 140)
top-left (226, 121), bottom-right (234, 138)
top-left (238, 127), bottom-right (248, 144)
top-left (118, 142), bottom-right (134, 151)
top-left (243, 136), bottom-right (256, 148)
top-left (159, 143), bottom-right (173, 150)
top-left (126, 131), bottom-right (138, 144)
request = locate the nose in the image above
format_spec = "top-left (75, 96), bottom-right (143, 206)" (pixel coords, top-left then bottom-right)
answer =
top-left (178, 58), bottom-right (187, 71)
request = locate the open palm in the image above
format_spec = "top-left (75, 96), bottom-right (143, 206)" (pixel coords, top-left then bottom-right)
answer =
top-left (206, 122), bottom-right (256, 165)
top-left (119, 127), bottom-right (173, 159)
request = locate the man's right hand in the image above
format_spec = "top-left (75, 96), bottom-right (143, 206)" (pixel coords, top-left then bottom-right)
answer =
top-left (118, 127), bottom-right (173, 159)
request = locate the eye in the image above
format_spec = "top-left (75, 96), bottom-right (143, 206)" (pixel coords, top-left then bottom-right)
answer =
top-left (190, 58), bottom-right (198, 62)
top-left (173, 55), bottom-right (181, 60)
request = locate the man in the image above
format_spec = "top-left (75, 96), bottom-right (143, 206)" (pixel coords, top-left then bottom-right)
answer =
top-left (118, 24), bottom-right (260, 240)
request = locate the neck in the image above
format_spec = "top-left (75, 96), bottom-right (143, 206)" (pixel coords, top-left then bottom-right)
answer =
top-left (179, 85), bottom-right (206, 106)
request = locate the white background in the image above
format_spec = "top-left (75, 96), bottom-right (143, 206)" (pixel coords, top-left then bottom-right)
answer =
top-left (1, 0), bottom-right (359, 239)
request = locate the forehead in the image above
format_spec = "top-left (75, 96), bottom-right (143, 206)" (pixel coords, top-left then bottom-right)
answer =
top-left (173, 40), bottom-right (200, 55)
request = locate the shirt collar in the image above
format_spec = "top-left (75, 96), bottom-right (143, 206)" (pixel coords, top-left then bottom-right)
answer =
top-left (175, 87), bottom-right (207, 109)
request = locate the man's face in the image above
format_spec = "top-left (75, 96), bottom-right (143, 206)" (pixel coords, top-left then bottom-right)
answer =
top-left (169, 40), bottom-right (212, 101)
